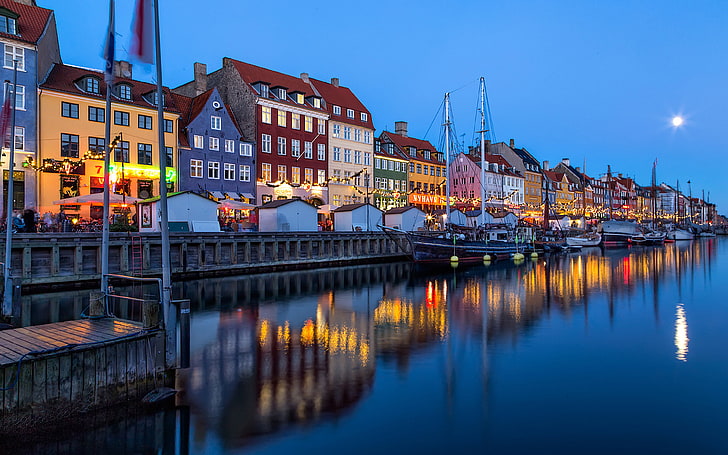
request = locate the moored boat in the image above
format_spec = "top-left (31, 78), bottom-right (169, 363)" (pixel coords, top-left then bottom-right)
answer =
top-left (666, 228), bottom-right (694, 241)
top-left (565, 232), bottom-right (602, 247)
top-left (598, 220), bottom-right (641, 245)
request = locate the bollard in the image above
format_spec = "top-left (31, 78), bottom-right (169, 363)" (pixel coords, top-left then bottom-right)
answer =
top-left (178, 299), bottom-right (191, 369)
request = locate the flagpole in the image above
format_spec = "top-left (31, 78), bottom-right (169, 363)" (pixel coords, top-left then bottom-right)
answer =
top-left (2, 60), bottom-right (18, 317)
top-left (153, 0), bottom-right (172, 348)
top-left (101, 0), bottom-right (115, 313)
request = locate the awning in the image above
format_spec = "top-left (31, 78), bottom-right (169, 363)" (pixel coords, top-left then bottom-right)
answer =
top-left (54, 193), bottom-right (140, 206)
top-left (219, 200), bottom-right (256, 211)
top-left (241, 192), bottom-right (255, 200)
top-left (225, 191), bottom-right (241, 201)
top-left (209, 191), bottom-right (225, 200)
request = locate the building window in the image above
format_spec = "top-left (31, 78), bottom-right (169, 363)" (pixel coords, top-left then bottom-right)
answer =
top-left (343, 127), bottom-right (351, 140)
top-left (304, 168), bottom-right (313, 183)
top-left (211, 116), bottom-right (221, 130)
top-left (13, 126), bottom-right (23, 151)
top-left (304, 116), bottom-right (313, 132)
top-left (277, 137), bottom-right (286, 155)
top-left (88, 137), bottom-right (105, 155)
top-left (312, 98), bottom-right (321, 108)
top-left (288, 166), bottom-right (299, 184)
top-left (0, 16), bottom-right (17, 35)
top-left (346, 108), bottom-right (354, 119)
top-left (261, 134), bottom-right (271, 153)
top-left (296, 93), bottom-right (304, 104)
top-left (354, 150), bottom-right (361, 164)
top-left (5, 83), bottom-right (23, 110)
top-left (364, 152), bottom-right (371, 166)
top-left (318, 119), bottom-right (326, 135)
top-left (261, 106), bottom-right (272, 124)
top-left (343, 149), bottom-right (351, 163)
top-left (333, 105), bottom-right (341, 115)
top-left (115, 140), bottom-right (130, 162)
top-left (190, 159), bottom-right (203, 178)
top-left (61, 134), bottom-right (79, 158)
top-left (317, 169), bottom-right (325, 184)
top-left (304, 141), bottom-right (312, 159)
top-left (333, 147), bottom-right (341, 161)
top-left (224, 163), bottom-right (235, 180)
top-left (277, 110), bottom-right (286, 127)
top-left (138, 114), bottom-right (153, 129)
top-left (317, 144), bottom-right (325, 161)
top-left (364, 131), bottom-right (371, 144)
top-left (240, 143), bottom-right (252, 156)
top-left (4, 45), bottom-right (23, 71)
top-left (193, 135), bottom-right (204, 149)
top-left (114, 111), bottom-right (129, 126)
top-left (239, 164), bottom-right (251, 182)
top-left (208, 161), bottom-right (220, 179)
top-left (258, 84), bottom-right (269, 97)
top-left (118, 84), bottom-right (132, 100)
top-left (291, 139), bottom-right (301, 158)
top-left (85, 78), bottom-right (100, 94)
top-left (62, 102), bottom-right (79, 119)
top-left (138, 143), bottom-right (153, 165)
top-left (291, 113), bottom-right (300, 129)
top-left (277, 165), bottom-right (286, 182)
top-left (88, 106), bottom-right (105, 123)
top-left (354, 129), bottom-right (361, 142)
top-left (361, 112), bottom-right (368, 122)
top-left (164, 119), bottom-right (173, 133)
top-left (261, 163), bottom-right (272, 181)
top-left (332, 124), bottom-right (340, 138)
top-left (165, 146), bottom-right (173, 167)
top-left (225, 139), bottom-right (235, 153)
top-left (209, 137), bottom-right (219, 151)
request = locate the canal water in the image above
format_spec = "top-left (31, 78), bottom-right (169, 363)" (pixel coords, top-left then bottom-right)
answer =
top-left (6, 238), bottom-right (728, 454)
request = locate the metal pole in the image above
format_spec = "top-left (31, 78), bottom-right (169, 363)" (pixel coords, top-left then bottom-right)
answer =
top-left (479, 77), bottom-right (486, 227)
top-left (444, 93), bottom-right (451, 228)
top-left (153, 0), bottom-right (174, 366)
top-left (101, 64), bottom-right (113, 315)
top-left (2, 61), bottom-right (18, 317)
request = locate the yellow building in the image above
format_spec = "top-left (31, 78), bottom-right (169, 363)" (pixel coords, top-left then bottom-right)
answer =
top-left (36, 63), bottom-right (182, 222)
top-left (543, 170), bottom-right (574, 214)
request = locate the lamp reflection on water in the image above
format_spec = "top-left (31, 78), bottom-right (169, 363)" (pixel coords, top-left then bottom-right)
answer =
top-left (674, 303), bottom-right (689, 362)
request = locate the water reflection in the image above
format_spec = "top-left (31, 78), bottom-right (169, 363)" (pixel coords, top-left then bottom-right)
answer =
top-left (7, 239), bottom-right (722, 453)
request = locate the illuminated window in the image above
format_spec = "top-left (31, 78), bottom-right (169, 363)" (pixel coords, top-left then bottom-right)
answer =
top-left (261, 106), bottom-right (271, 124)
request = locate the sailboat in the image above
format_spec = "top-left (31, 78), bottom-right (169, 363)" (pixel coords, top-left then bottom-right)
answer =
top-left (383, 81), bottom-right (525, 262)
top-left (665, 180), bottom-right (694, 241)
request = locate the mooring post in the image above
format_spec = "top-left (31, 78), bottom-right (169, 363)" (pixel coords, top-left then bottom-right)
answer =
top-left (178, 299), bottom-right (190, 368)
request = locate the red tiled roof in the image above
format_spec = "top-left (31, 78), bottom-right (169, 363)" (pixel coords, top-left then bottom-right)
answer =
top-left (543, 170), bottom-right (566, 182)
top-left (0, 0), bottom-right (52, 45)
top-left (381, 131), bottom-right (443, 165)
top-left (41, 64), bottom-right (184, 113)
top-left (169, 92), bottom-right (193, 148)
top-left (309, 78), bottom-right (374, 129)
top-left (227, 59), bottom-right (326, 113)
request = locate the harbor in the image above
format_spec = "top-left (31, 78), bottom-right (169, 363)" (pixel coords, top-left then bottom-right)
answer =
top-left (0, 238), bottom-right (724, 453)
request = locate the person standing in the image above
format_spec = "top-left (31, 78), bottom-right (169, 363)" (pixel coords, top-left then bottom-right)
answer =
top-left (23, 209), bottom-right (37, 233)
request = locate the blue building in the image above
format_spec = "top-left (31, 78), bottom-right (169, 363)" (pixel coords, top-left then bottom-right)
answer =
top-left (175, 87), bottom-right (256, 207)
top-left (0, 0), bottom-right (61, 214)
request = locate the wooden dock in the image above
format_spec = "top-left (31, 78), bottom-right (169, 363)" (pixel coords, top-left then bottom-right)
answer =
top-left (0, 318), bottom-right (166, 433)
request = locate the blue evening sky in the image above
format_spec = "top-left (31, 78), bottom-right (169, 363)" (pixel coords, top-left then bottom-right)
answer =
top-left (44, 0), bottom-right (727, 212)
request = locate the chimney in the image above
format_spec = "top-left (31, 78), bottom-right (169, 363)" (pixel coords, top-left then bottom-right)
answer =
top-left (618, 173), bottom-right (623, 178)
top-left (561, 158), bottom-right (570, 167)
top-left (330, 77), bottom-right (339, 87)
top-left (484, 139), bottom-right (491, 155)
top-left (193, 62), bottom-right (207, 96)
top-left (575, 167), bottom-right (581, 173)
top-left (113, 60), bottom-right (133, 79)
top-left (509, 139), bottom-right (515, 148)
top-left (13, 0), bottom-right (36, 5)
top-left (394, 121), bottom-right (408, 137)
top-left (543, 160), bottom-right (550, 171)
top-left (300, 72), bottom-right (310, 83)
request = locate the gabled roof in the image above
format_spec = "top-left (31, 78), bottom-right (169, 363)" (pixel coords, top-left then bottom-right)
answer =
top-left (543, 170), bottom-right (567, 183)
top-left (41, 64), bottom-right (184, 113)
top-left (385, 206), bottom-right (423, 215)
top-left (0, 0), bottom-right (52, 45)
top-left (333, 203), bottom-right (379, 213)
top-left (227, 59), bottom-right (326, 114)
top-left (381, 131), bottom-right (441, 165)
top-left (169, 92), bottom-right (193, 148)
top-left (309, 78), bottom-right (374, 129)
top-left (512, 147), bottom-right (540, 168)
top-left (259, 198), bottom-right (316, 210)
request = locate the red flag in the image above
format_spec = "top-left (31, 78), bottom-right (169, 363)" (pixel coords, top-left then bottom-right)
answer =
top-left (0, 94), bottom-right (11, 149)
top-left (130, 0), bottom-right (154, 64)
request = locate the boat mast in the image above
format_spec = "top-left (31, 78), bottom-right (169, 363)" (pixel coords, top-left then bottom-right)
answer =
top-left (607, 165), bottom-right (613, 221)
top-left (479, 78), bottom-right (486, 226)
top-left (444, 93), bottom-right (451, 228)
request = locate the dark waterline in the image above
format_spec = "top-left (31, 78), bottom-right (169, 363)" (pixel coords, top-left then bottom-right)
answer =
top-left (6, 239), bottom-right (727, 454)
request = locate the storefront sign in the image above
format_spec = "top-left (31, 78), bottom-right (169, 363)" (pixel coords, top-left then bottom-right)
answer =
top-left (60, 175), bottom-right (80, 198)
top-left (409, 193), bottom-right (446, 205)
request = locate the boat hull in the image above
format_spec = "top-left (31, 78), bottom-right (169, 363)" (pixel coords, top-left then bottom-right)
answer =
top-left (666, 229), bottom-right (694, 241)
top-left (409, 236), bottom-right (525, 262)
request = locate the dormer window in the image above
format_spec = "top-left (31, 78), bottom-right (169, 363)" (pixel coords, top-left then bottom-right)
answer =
top-left (0, 10), bottom-right (18, 35)
top-left (255, 83), bottom-right (269, 98)
top-left (82, 77), bottom-right (100, 94)
top-left (295, 93), bottom-right (304, 104)
top-left (424, 150), bottom-right (431, 160)
top-left (117, 84), bottom-right (132, 101)
top-left (409, 147), bottom-right (417, 157)
top-left (346, 108), bottom-right (354, 119)
top-left (333, 105), bottom-right (341, 115)
top-left (143, 91), bottom-right (164, 106)
top-left (312, 98), bottom-right (321, 108)
top-left (276, 87), bottom-right (287, 99)
top-left (361, 112), bottom-right (368, 122)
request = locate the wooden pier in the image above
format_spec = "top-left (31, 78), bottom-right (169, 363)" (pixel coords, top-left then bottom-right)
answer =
top-left (0, 318), bottom-right (166, 432)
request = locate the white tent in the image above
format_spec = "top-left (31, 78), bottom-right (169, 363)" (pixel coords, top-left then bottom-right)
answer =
top-left (332, 203), bottom-right (383, 231)
top-left (138, 191), bottom-right (220, 232)
top-left (258, 199), bottom-right (318, 232)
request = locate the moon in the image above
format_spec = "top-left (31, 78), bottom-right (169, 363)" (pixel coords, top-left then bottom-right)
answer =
top-left (672, 116), bottom-right (684, 127)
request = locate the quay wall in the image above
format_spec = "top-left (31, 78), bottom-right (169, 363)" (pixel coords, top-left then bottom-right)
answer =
top-left (0, 232), bottom-right (410, 292)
